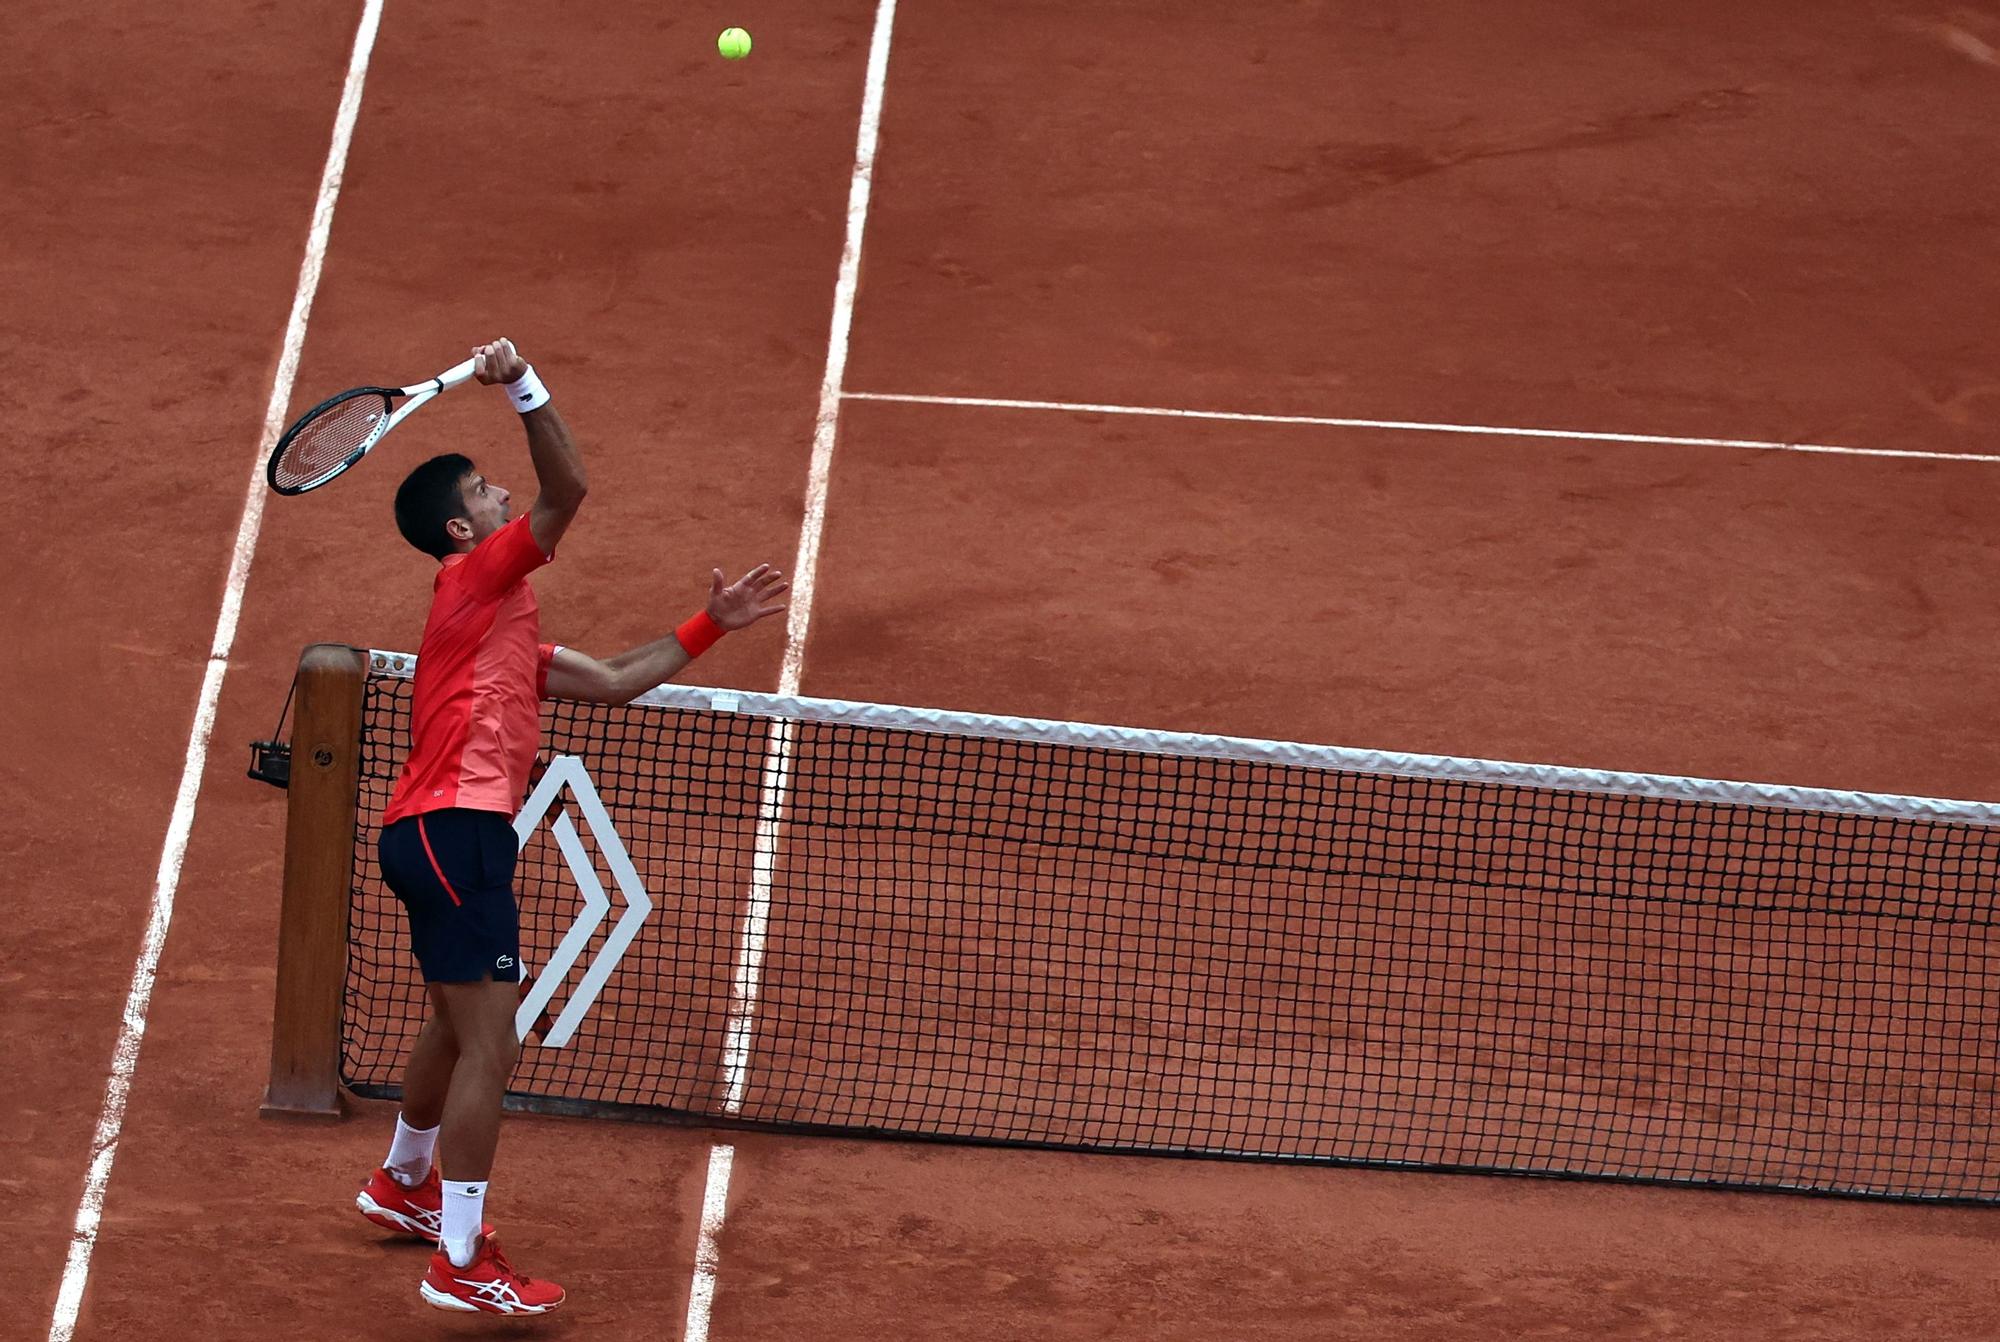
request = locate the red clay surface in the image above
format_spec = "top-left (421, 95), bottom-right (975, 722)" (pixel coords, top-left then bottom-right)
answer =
top-left (4, 0), bottom-right (361, 1322)
top-left (849, 1), bottom-right (2000, 453)
top-left (709, 1134), bottom-right (2000, 1341)
top-left (9, 0), bottom-right (2000, 1338)
top-left (806, 403), bottom-right (2000, 797)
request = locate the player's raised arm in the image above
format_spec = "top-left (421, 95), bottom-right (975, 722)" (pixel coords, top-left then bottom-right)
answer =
top-left (544, 564), bottom-right (790, 703)
top-left (471, 338), bottom-right (587, 555)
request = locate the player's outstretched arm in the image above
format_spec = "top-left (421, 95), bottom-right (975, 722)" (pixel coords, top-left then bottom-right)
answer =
top-left (471, 337), bottom-right (587, 556)
top-left (543, 564), bottom-right (790, 704)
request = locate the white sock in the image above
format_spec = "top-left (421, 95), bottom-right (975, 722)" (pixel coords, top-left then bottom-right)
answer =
top-left (383, 1115), bottom-right (439, 1187)
top-left (441, 1180), bottom-right (488, 1268)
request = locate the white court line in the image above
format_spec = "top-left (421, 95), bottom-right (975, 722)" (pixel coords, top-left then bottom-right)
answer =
top-left (45, 4), bottom-right (385, 1339)
top-left (681, 1145), bottom-right (736, 1338)
top-left (717, 718), bottom-right (795, 1112)
top-left (842, 391), bottom-right (2000, 464)
top-left (681, 4), bottom-right (899, 1341)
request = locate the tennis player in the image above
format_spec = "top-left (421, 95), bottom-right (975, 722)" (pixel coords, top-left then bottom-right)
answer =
top-left (352, 338), bottom-right (788, 1314)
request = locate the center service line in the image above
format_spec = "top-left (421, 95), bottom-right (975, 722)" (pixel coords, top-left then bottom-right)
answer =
top-left (681, 3), bottom-right (899, 1339)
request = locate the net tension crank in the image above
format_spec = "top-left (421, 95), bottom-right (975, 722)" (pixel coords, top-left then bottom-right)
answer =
top-left (247, 673), bottom-right (297, 790)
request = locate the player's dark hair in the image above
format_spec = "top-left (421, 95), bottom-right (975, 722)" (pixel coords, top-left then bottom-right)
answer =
top-left (394, 453), bottom-right (475, 559)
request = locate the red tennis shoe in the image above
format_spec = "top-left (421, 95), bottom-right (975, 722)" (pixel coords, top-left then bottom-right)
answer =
top-left (420, 1233), bottom-right (566, 1315)
top-left (355, 1167), bottom-right (442, 1243)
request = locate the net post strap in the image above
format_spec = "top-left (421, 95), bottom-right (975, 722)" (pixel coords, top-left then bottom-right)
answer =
top-left (262, 643), bottom-right (366, 1118)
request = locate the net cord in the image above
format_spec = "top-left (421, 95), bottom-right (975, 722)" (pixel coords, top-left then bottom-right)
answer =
top-left (361, 649), bottom-right (2000, 827)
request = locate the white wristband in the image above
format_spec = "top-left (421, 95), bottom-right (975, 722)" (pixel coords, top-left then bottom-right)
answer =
top-left (505, 365), bottom-right (551, 413)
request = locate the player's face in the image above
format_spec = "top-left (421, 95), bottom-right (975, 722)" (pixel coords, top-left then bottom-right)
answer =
top-left (458, 471), bottom-right (513, 544)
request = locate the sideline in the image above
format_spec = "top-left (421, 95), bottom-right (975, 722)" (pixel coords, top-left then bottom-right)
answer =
top-left (47, 3), bottom-right (387, 1336)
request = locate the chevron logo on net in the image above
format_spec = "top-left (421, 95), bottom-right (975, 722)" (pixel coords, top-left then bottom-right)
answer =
top-left (508, 755), bottom-right (654, 1048)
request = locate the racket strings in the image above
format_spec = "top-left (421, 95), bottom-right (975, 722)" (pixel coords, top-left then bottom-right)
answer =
top-left (271, 392), bottom-right (394, 492)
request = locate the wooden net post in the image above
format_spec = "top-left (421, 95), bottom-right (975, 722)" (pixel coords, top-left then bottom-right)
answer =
top-left (261, 643), bottom-right (367, 1118)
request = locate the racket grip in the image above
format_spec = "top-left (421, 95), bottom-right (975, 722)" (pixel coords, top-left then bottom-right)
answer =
top-left (435, 357), bottom-right (478, 390)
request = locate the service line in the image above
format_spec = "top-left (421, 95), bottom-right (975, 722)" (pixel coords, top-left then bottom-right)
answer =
top-left (842, 391), bottom-right (2000, 464)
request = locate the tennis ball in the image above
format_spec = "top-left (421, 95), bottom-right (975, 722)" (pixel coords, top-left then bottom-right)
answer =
top-left (718, 27), bottom-right (752, 60)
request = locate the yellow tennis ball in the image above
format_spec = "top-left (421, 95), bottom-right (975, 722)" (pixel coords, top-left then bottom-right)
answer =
top-left (718, 27), bottom-right (752, 60)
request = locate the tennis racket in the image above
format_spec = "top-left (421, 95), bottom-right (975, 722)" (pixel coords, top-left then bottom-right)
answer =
top-left (266, 357), bottom-right (478, 495)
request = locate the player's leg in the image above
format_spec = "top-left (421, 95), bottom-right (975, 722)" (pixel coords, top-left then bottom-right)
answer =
top-left (398, 985), bottom-right (460, 1131)
top-left (356, 995), bottom-right (453, 1238)
top-left (425, 808), bottom-right (525, 1260)
top-left (376, 987), bottom-right (458, 1185)
top-left (413, 811), bottom-right (564, 1314)
top-left (357, 823), bottom-right (460, 1240)
top-left (433, 976), bottom-right (519, 1192)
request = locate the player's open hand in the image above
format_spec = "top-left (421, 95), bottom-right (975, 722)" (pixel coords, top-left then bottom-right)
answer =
top-left (471, 338), bottom-right (529, 386)
top-left (707, 563), bottom-right (789, 630)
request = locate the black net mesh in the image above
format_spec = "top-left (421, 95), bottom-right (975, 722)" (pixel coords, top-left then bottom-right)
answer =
top-left (341, 669), bottom-right (2000, 1201)
top-left (271, 392), bottom-right (392, 492)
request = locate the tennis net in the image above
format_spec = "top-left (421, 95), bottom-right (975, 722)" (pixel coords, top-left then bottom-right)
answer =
top-left (335, 649), bottom-right (2000, 1201)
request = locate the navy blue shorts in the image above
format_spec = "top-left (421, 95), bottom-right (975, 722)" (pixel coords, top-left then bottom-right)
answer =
top-left (378, 809), bottom-right (521, 984)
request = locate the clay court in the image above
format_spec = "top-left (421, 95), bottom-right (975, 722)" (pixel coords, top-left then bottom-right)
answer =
top-left (12, 1), bottom-right (2000, 1337)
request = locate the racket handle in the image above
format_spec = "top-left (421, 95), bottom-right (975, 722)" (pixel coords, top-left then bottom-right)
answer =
top-left (434, 357), bottom-right (478, 390)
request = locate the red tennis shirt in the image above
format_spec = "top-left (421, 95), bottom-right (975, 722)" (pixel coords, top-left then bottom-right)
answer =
top-left (383, 515), bottom-right (558, 824)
